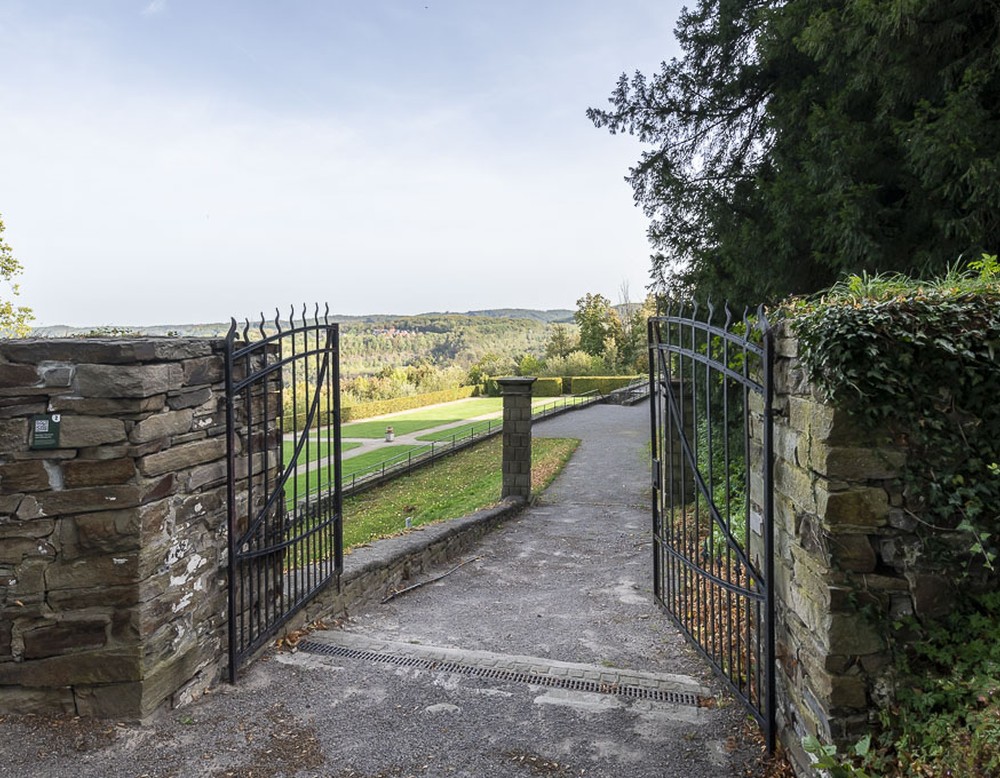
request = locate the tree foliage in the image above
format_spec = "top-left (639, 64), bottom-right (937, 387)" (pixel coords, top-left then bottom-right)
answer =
top-left (589, 0), bottom-right (1000, 306)
top-left (0, 215), bottom-right (32, 337)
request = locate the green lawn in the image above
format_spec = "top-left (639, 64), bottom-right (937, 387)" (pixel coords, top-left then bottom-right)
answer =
top-left (286, 444), bottom-right (424, 502)
top-left (341, 397), bottom-right (505, 438)
top-left (282, 438), bottom-right (360, 464)
top-left (343, 395), bottom-right (587, 439)
top-left (341, 445), bottom-right (425, 478)
top-left (342, 436), bottom-right (579, 548)
top-left (417, 419), bottom-right (502, 443)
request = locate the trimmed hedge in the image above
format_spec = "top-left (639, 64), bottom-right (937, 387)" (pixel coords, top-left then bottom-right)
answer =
top-left (341, 385), bottom-right (477, 422)
top-left (568, 375), bottom-right (642, 395)
top-left (532, 377), bottom-right (563, 396)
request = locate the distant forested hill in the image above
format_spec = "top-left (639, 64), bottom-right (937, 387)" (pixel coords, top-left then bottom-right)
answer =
top-left (28, 309), bottom-right (569, 378)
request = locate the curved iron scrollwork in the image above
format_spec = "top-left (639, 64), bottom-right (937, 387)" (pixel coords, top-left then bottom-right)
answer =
top-left (648, 300), bottom-right (775, 753)
top-left (224, 304), bottom-right (341, 679)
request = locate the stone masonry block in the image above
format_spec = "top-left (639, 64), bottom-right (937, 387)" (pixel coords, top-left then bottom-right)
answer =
top-left (130, 409), bottom-right (194, 444)
top-left (62, 458), bottom-right (136, 489)
top-left (182, 356), bottom-right (224, 386)
top-left (22, 618), bottom-right (109, 660)
top-left (75, 363), bottom-right (182, 398)
top-left (0, 364), bottom-right (41, 389)
top-left (828, 613), bottom-right (885, 656)
top-left (49, 396), bottom-right (166, 416)
top-left (809, 446), bottom-right (905, 481)
top-left (139, 438), bottom-right (226, 477)
top-left (0, 461), bottom-right (50, 494)
top-left (0, 649), bottom-right (141, 687)
top-left (828, 534), bottom-right (877, 573)
top-left (58, 416), bottom-right (128, 448)
top-left (817, 485), bottom-right (889, 528)
top-left (44, 552), bottom-right (138, 591)
top-left (17, 485), bottom-right (141, 519)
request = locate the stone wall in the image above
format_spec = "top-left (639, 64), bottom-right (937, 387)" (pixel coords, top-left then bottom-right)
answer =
top-left (764, 322), bottom-right (962, 772)
top-left (0, 338), bottom-right (231, 717)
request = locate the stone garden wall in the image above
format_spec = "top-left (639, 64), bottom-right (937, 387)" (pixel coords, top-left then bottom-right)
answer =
top-left (0, 338), bottom-right (231, 717)
top-left (763, 322), bottom-right (961, 772)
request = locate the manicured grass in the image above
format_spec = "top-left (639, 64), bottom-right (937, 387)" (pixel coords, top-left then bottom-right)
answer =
top-left (341, 445), bottom-right (424, 478)
top-left (417, 419), bottom-right (502, 443)
top-left (341, 396), bottom-right (579, 439)
top-left (282, 439), bottom-right (360, 464)
top-left (341, 397), bottom-right (505, 438)
top-left (285, 444), bottom-right (422, 501)
top-left (342, 436), bottom-right (580, 548)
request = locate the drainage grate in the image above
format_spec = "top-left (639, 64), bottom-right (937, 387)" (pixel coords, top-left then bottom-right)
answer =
top-left (298, 639), bottom-right (701, 707)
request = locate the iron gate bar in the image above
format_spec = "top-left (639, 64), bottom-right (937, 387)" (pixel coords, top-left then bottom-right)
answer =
top-left (225, 304), bottom-right (342, 680)
top-left (648, 301), bottom-right (775, 754)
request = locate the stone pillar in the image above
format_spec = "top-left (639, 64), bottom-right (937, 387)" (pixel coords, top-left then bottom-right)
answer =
top-left (0, 338), bottom-right (233, 718)
top-left (498, 377), bottom-right (535, 502)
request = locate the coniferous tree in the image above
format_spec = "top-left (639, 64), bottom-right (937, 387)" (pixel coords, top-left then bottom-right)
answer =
top-left (589, 0), bottom-right (1000, 306)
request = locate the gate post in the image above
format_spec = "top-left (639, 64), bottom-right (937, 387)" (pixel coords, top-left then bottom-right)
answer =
top-left (498, 377), bottom-right (536, 502)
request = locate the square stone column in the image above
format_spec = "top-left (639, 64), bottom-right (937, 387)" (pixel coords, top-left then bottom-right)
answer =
top-left (498, 377), bottom-right (536, 502)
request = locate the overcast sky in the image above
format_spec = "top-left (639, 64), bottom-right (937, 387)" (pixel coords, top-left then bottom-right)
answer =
top-left (0, 1), bottom-right (682, 327)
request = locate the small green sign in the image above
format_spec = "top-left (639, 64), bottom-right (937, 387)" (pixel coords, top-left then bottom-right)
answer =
top-left (30, 414), bottom-right (61, 450)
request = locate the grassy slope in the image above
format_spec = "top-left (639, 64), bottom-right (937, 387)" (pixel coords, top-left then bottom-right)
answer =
top-left (343, 436), bottom-right (579, 548)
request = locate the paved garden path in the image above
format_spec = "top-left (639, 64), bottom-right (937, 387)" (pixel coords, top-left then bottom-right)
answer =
top-left (0, 403), bottom-right (761, 778)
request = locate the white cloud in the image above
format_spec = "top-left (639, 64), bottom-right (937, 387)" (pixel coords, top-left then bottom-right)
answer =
top-left (142, 0), bottom-right (167, 16)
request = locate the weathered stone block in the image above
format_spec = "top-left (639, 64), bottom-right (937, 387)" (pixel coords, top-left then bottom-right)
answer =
top-left (73, 509), bottom-right (141, 554)
top-left (22, 618), bottom-right (109, 660)
top-left (75, 363), bottom-right (181, 398)
top-left (0, 537), bottom-right (55, 564)
top-left (0, 649), bottom-right (140, 686)
top-left (810, 446), bottom-right (905, 481)
top-left (0, 399), bottom-right (47, 419)
top-left (0, 517), bottom-right (54, 540)
top-left (775, 463), bottom-right (815, 513)
top-left (787, 397), bottom-right (868, 444)
top-left (906, 572), bottom-right (954, 620)
top-left (139, 439), bottom-right (226, 477)
top-left (167, 387), bottom-right (212, 410)
top-left (73, 682), bottom-right (143, 718)
top-left (58, 416), bottom-right (128, 448)
top-left (0, 419), bottom-right (27, 450)
top-left (45, 553), bottom-right (138, 591)
top-left (182, 357), bottom-right (224, 386)
top-left (130, 409), bottom-right (194, 444)
top-left (141, 474), bottom-right (176, 504)
top-left (62, 458), bottom-right (136, 489)
top-left (828, 613), bottom-right (885, 655)
top-left (0, 339), bottom-right (156, 365)
top-left (49, 395), bottom-right (166, 415)
top-left (0, 461), bottom-right (50, 494)
top-left (0, 686), bottom-right (76, 716)
top-left (17, 485), bottom-right (141, 519)
top-left (149, 340), bottom-right (220, 361)
top-left (0, 364), bottom-right (40, 389)
top-left (817, 485), bottom-right (889, 528)
top-left (829, 534), bottom-right (877, 573)
top-left (185, 461), bottom-right (227, 491)
top-left (47, 584), bottom-right (137, 610)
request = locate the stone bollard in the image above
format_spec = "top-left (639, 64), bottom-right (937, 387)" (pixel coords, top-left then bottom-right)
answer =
top-left (498, 376), bottom-right (536, 502)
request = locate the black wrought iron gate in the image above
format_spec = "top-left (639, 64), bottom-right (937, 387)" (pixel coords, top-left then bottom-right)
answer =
top-left (648, 302), bottom-right (775, 752)
top-left (225, 305), bottom-right (342, 679)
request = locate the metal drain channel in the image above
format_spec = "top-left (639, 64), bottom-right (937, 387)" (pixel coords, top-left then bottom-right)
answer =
top-left (298, 639), bottom-right (701, 707)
